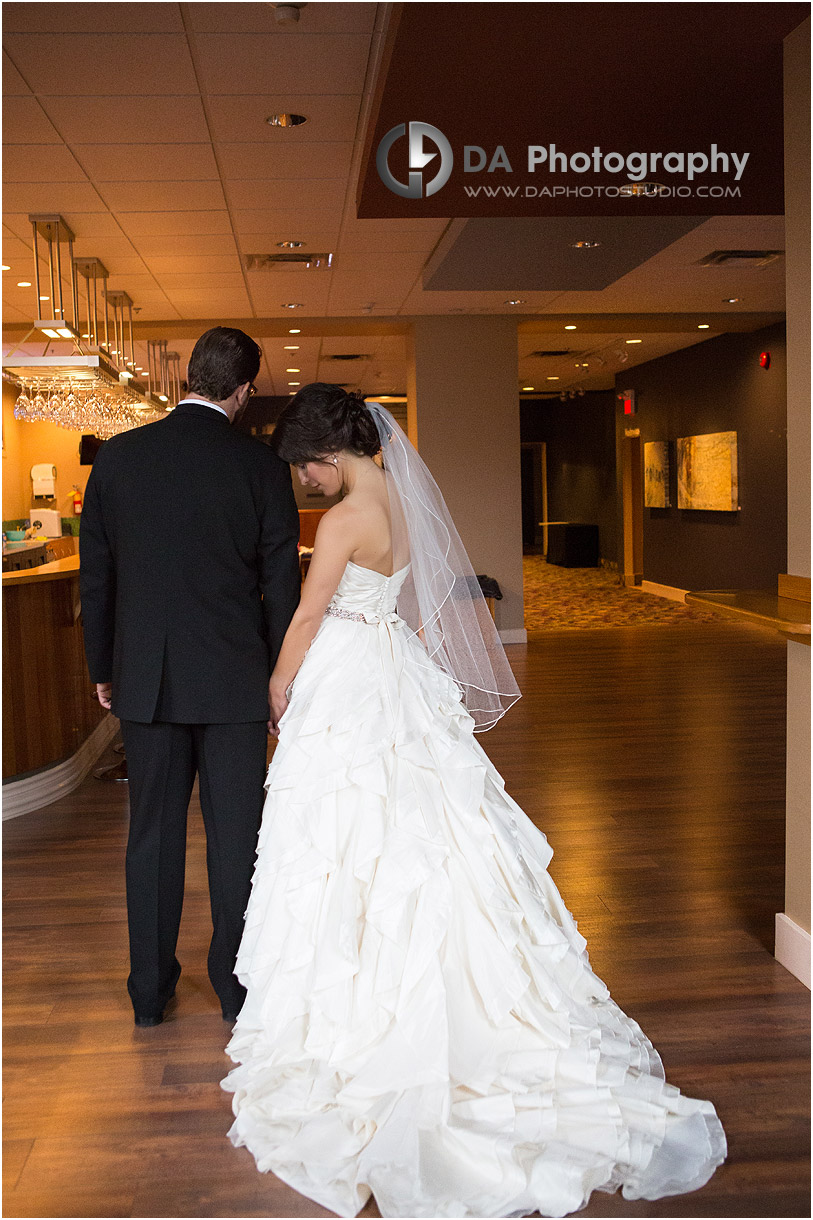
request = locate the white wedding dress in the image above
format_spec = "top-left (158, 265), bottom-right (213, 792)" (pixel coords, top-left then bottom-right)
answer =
top-left (222, 560), bottom-right (726, 1218)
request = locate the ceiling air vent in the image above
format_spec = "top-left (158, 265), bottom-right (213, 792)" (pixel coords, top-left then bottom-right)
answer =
top-left (325, 353), bottom-right (368, 361)
top-left (244, 252), bottom-right (333, 270)
top-left (530, 349), bottom-right (572, 357)
top-left (696, 249), bottom-right (783, 268)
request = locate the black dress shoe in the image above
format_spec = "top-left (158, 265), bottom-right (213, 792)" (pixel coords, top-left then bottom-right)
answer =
top-left (133, 990), bottom-right (176, 1027)
top-left (134, 1011), bottom-right (164, 1027)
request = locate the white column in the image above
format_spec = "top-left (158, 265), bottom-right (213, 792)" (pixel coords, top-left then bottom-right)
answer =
top-left (407, 316), bottom-right (525, 641)
top-left (776, 17), bottom-right (811, 988)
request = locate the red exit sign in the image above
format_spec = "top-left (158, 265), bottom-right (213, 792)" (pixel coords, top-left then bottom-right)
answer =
top-left (617, 388), bottom-right (637, 415)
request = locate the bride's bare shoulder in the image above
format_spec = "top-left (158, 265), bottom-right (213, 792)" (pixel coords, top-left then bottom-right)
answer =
top-left (314, 500), bottom-right (365, 549)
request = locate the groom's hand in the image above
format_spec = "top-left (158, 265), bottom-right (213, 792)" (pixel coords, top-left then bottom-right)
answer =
top-left (95, 682), bottom-right (113, 710)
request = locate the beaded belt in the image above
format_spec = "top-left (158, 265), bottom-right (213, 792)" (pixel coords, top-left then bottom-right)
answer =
top-left (324, 605), bottom-right (366, 623)
top-left (324, 605), bottom-right (404, 629)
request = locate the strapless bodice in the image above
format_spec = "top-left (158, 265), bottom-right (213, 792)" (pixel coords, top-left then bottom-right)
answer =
top-left (327, 560), bottom-right (410, 622)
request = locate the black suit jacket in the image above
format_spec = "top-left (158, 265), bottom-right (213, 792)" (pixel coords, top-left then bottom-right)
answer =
top-left (80, 401), bottom-right (300, 723)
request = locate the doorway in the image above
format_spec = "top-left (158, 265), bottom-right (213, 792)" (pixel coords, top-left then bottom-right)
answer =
top-left (622, 433), bottom-right (643, 586)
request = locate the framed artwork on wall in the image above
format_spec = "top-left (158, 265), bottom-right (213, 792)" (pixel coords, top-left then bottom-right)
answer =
top-left (644, 441), bottom-right (670, 507)
top-left (677, 431), bottom-right (738, 511)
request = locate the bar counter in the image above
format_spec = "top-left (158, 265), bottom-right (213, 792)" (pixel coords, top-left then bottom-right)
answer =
top-left (3, 553), bottom-right (108, 784)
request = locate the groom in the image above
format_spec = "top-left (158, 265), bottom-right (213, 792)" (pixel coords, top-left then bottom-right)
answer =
top-left (80, 326), bottom-right (300, 1026)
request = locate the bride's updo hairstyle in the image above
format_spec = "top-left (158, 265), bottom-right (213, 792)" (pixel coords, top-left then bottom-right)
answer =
top-left (272, 383), bottom-right (380, 464)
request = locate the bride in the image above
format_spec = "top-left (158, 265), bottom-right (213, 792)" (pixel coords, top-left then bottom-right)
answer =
top-left (221, 385), bottom-right (726, 1218)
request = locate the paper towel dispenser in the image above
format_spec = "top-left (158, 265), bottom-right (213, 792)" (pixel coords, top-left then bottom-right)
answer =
top-left (31, 463), bottom-right (57, 497)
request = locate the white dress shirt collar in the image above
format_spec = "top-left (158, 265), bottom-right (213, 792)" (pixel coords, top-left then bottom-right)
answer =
top-left (176, 396), bottom-right (229, 419)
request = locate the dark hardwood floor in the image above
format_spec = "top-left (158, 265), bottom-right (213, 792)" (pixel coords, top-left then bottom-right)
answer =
top-left (3, 621), bottom-right (809, 1219)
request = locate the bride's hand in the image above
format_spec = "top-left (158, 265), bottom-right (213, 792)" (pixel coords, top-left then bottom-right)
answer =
top-left (268, 677), bottom-right (290, 736)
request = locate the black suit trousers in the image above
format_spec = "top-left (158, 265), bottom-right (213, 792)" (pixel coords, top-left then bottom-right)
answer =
top-left (119, 719), bottom-right (268, 1017)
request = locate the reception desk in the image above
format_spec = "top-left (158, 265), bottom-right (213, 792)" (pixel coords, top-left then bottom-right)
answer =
top-left (2, 555), bottom-right (109, 789)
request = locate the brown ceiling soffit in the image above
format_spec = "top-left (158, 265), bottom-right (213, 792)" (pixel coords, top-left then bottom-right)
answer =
top-left (357, 2), bottom-right (808, 220)
top-left (1, 317), bottom-right (413, 341)
top-left (1, 312), bottom-right (785, 342)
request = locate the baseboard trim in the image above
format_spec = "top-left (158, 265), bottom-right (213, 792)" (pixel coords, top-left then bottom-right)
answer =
top-left (639, 580), bottom-right (689, 604)
top-left (2, 714), bottom-right (120, 820)
top-left (775, 912), bottom-right (811, 988)
top-left (500, 628), bottom-right (528, 645)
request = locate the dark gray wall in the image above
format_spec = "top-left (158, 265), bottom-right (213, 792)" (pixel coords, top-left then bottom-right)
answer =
top-left (616, 322), bottom-right (787, 590)
top-left (521, 391), bottom-right (618, 562)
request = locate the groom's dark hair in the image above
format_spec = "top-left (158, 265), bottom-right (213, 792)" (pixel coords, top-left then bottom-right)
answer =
top-left (186, 327), bottom-right (261, 402)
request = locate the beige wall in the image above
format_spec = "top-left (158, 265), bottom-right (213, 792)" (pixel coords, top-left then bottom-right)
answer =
top-left (2, 380), bottom-right (91, 522)
top-left (782, 18), bottom-right (811, 939)
top-left (407, 316), bottom-right (525, 638)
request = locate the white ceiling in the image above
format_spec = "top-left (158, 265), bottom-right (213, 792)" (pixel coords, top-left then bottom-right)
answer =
top-left (2, 2), bottom-right (787, 396)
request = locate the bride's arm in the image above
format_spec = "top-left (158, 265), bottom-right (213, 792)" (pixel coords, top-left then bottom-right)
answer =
top-left (267, 507), bottom-right (358, 732)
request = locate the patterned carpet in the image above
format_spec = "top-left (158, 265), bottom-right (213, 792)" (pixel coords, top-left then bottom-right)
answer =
top-left (522, 555), bottom-right (723, 630)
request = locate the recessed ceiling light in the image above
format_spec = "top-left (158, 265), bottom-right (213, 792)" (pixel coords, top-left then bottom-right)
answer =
top-left (288, 381), bottom-right (300, 386)
top-left (282, 302), bottom-right (303, 309)
top-left (17, 281), bottom-right (31, 287)
top-left (289, 328), bottom-right (301, 334)
top-left (81, 333), bottom-right (90, 338)
top-left (266, 113), bottom-right (307, 128)
top-left (505, 299), bottom-right (525, 305)
top-left (277, 240), bottom-right (305, 248)
top-left (158, 394), bottom-right (168, 402)
top-left (522, 385), bottom-right (535, 391)
top-left (723, 297), bottom-right (741, 303)
top-left (697, 323), bottom-right (710, 329)
top-left (286, 368), bottom-right (300, 372)
top-left (283, 344), bottom-right (300, 349)
top-left (571, 240), bottom-right (601, 249)
top-left (564, 324), bottom-right (576, 330)
top-left (1, 264), bottom-right (9, 271)
top-left (39, 295), bottom-right (50, 301)
top-left (625, 339), bottom-right (642, 344)
top-left (546, 376), bottom-right (559, 381)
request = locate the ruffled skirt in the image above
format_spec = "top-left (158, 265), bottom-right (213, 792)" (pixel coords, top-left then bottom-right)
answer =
top-left (222, 616), bottom-right (726, 1217)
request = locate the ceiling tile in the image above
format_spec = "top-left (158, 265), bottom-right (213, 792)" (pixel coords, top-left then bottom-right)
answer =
top-left (131, 234), bottom-right (239, 259)
top-left (186, 3), bottom-right (376, 34)
top-left (142, 255), bottom-right (243, 275)
top-left (58, 211), bottom-right (126, 238)
top-left (216, 142), bottom-right (354, 181)
top-left (2, 144), bottom-right (89, 183)
top-left (225, 179), bottom-right (346, 211)
top-left (0, 300), bottom-right (30, 321)
top-left (206, 94), bottom-right (362, 143)
top-left (1, 231), bottom-right (33, 265)
top-left (166, 300), bottom-right (252, 320)
top-left (231, 212), bottom-right (342, 242)
top-left (72, 234), bottom-right (141, 259)
top-left (335, 252), bottom-right (428, 278)
top-left (114, 210), bottom-right (234, 236)
top-left (2, 181), bottom-right (106, 212)
top-left (39, 95), bottom-right (211, 144)
top-left (98, 180), bottom-right (226, 212)
top-left (158, 272), bottom-right (247, 291)
top-left (73, 143), bottom-right (220, 183)
top-left (2, 50), bottom-right (31, 95)
top-left (3, 34), bottom-right (198, 95)
top-left (191, 33), bottom-right (371, 96)
top-left (2, 96), bottom-right (62, 143)
top-left (2, 3), bottom-right (185, 33)
top-left (337, 228), bottom-right (448, 255)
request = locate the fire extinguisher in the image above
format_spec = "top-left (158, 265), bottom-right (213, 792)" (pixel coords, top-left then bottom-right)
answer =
top-left (72, 484), bottom-right (83, 516)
